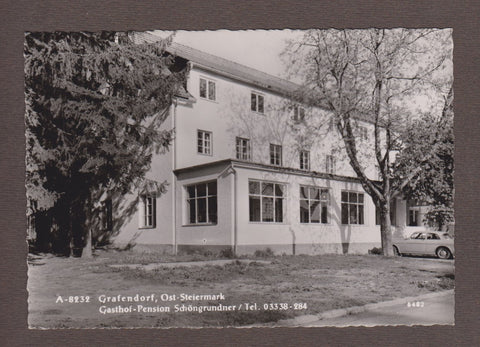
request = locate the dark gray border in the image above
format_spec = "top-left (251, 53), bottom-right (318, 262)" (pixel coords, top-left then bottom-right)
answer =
top-left (1, 1), bottom-right (478, 345)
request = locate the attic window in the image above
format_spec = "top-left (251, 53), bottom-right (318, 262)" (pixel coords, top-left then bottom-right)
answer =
top-left (293, 106), bottom-right (305, 122)
top-left (199, 77), bottom-right (216, 101)
top-left (251, 92), bottom-right (264, 114)
top-left (358, 126), bottom-right (368, 140)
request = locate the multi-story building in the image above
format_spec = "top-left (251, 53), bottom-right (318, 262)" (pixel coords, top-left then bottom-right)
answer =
top-left (112, 37), bottom-right (422, 255)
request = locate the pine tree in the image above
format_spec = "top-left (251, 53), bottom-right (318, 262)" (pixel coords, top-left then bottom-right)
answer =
top-left (25, 31), bottom-right (184, 256)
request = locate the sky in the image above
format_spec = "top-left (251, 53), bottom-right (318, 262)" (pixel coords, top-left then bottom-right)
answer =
top-left (151, 29), bottom-right (452, 115)
top-left (152, 30), bottom-right (303, 80)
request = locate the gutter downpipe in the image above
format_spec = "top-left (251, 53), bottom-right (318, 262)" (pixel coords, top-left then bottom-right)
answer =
top-left (232, 163), bottom-right (238, 257)
top-left (172, 100), bottom-right (177, 255)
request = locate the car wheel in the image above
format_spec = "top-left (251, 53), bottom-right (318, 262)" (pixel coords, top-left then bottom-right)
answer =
top-left (393, 246), bottom-right (401, 256)
top-left (436, 247), bottom-right (452, 259)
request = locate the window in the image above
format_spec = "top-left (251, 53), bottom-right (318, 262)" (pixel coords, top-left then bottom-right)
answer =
top-left (236, 137), bottom-right (251, 161)
top-left (409, 208), bottom-right (420, 226)
top-left (140, 194), bottom-right (156, 228)
top-left (270, 144), bottom-right (282, 166)
top-left (326, 154), bottom-right (335, 174)
top-left (102, 199), bottom-right (113, 231)
top-left (299, 150), bottom-right (310, 170)
top-left (358, 126), bottom-right (368, 140)
top-left (186, 181), bottom-right (217, 224)
top-left (251, 92), bottom-right (264, 113)
top-left (199, 77), bottom-right (216, 101)
top-left (293, 106), bottom-right (305, 122)
top-left (249, 180), bottom-right (285, 223)
top-left (197, 130), bottom-right (212, 155)
top-left (341, 191), bottom-right (364, 225)
top-left (329, 117), bottom-right (336, 131)
top-left (300, 186), bottom-right (330, 224)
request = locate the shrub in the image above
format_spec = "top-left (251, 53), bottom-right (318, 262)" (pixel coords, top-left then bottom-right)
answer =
top-left (368, 247), bottom-right (383, 255)
top-left (254, 248), bottom-right (275, 258)
top-left (219, 248), bottom-right (234, 259)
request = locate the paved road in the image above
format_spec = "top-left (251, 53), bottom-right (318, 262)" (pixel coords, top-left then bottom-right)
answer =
top-left (303, 291), bottom-right (454, 327)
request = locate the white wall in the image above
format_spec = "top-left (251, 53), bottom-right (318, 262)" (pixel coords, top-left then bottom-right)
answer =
top-left (233, 167), bottom-right (380, 254)
top-left (175, 66), bottom-right (380, 180)
top-left (112, 111), bottom-right (175, 249)
top-left (113, 62), bottom-right (388, 252)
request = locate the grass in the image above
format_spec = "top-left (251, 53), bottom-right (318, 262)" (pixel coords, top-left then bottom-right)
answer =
top-left (27, 250), bottom-right (454, 328)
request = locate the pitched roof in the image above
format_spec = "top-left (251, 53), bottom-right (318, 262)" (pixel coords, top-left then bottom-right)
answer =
top-left (173, 158), bottom-right (364, 184)
top-left (135, 32), bottom-right (377, 124)
top-left (135, 32), bottom-right (300, 96)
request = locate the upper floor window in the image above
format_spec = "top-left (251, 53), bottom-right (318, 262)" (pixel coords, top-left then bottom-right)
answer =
top-left (300, 186), bottom-right (330, 224)
top-left (358, 126), bottom-right (368, 140)
top-left (326, 154), bottom-right (335, 174)
top-left (249, 180), bottom-right (285, 223)
top-left (270, 144), bottom-right (282, 166)
top-left (197, 130), bottom-right (212, 155)
top-left (341, 191), bottom-right (364, 225)
top-left (329, 117), bottom-right (336, 131)
top-left (186, 181), bottom-right (217, 224)
top-left (293, 106), bottom-right (306, 122)
top-left (199, 77), bottom-right (216, 101)
top-left (251, 92), bottom-right (264, 114)
top-left (236, 137), bottom-right (251, 161)
top-left (299, 150), bottom-right (310, 170)
top-left (140, 194), bottom-right (156, 228)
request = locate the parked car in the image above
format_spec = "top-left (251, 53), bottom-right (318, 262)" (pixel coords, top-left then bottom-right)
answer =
top-left (393, 231), bottom-right (454, 259)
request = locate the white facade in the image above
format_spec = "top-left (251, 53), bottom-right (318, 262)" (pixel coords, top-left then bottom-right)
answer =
top-left (113, 42), bottom-right (413, 255)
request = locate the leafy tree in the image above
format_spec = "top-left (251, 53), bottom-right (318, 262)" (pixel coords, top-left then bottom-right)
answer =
top-left (284, 29), bottom-right (452, 255)
top-left (25, 32), bottom-right (184, 257)
top-left (394, 89), bottom-right (454, 230)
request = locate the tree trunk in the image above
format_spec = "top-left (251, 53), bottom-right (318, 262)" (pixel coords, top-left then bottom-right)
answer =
top-left (379, 202), bottom-right (393, 256)
top-left (83, 229), bottom-right (93, 258)
top-left (82, 195), bottom-right (93, 258)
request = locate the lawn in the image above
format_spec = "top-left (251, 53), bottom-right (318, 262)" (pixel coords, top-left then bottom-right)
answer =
top-left (27, 250), bottom-right (454, 328)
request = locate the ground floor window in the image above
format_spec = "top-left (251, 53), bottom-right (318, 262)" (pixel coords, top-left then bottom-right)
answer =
top-left (186, 181), bottom-right (217, 224)
top-left (249, 180), bottom-right (285, 223)
top-left (300, 186), bottom-right (330, 224)
top-left (140, 194), bottom-right (156, 228)
top-left (408, 207), bottom-right (421, 226)
top-left (341, 191), bottom-right (364, 225)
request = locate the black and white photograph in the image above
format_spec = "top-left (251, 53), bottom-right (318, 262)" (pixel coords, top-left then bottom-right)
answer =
top-left (25, 29), bottom-right (454, 329)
